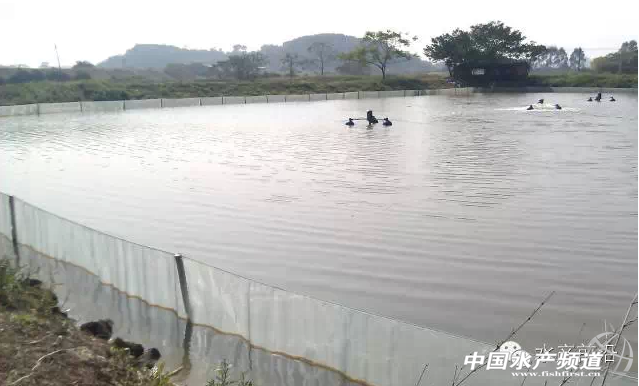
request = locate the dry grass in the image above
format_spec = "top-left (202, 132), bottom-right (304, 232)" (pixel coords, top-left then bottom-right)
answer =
top-left (0, 259), bottom-right (172, 386)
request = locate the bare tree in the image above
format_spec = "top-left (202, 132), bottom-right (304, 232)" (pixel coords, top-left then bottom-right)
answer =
top-left (307, 42), bottom-right (336, 75)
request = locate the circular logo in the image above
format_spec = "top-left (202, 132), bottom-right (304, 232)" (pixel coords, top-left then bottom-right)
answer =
top-left (499, 341), bottom-right (522, 357)
top-left (498, 341), bottom-right (532, 364)
top-left (589, 331), bottom-right (634, 373)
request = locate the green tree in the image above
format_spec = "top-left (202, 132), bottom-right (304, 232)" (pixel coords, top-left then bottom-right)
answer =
top-left (569, 48), bottom-right (586, 71)
top-left (592, 40), bottom-right (638, 74)
top-left (424, 21), bottom-right (545, 75)
top-left (216, 52), bottom-right (266, 80)
top-left (423, 29), bottom-right (473, 76)
top-left (281, 53), bottom-right (302, 78)
top-left (44, 70), bottom-right (71, 81)
top-left (74, 70), bottom-right (91, 80)
top-left (340, 30), bottom-right (416, 79)
top-left (72, 61), bottom-right (95, 70)
top-left (307, 42), bottom-right (336, 75)
top-left (232, 44), bottom-right (247, 54)
top-left (8, 69), bottom-right (45, 83)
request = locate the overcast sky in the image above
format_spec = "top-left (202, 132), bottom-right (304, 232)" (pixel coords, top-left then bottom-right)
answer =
top-left (1, 0), bottom-right (637, 67)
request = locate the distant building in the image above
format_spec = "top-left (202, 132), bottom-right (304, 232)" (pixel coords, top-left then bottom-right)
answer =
top-left (453, 61), bottom-right (530, 86)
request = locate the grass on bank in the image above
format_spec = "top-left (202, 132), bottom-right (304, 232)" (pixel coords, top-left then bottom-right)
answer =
top-left (1, 72), bottom-right (636, 107)
top-left (0, 74), bottom-right (451, 106)
top-left (528, 72), bottom-right (638, 88)
top-left (0, 258), bottom-right (162, 385)
top-left (0, 259), bottom-right (253, 386)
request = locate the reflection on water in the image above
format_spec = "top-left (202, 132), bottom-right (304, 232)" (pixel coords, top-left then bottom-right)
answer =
top-left (0, 93), bottom-right (637, 371)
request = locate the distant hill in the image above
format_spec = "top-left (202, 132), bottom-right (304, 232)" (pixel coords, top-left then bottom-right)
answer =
top-left (98, 44), bottom-right (227, 69)
top-left (98, 34), bottom-right (439, 75)
top-left (264, 33), bottom-right (438, 74)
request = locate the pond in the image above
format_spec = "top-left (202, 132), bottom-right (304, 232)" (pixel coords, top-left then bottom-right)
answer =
top-left (0, 92), bottom-right (636, 372)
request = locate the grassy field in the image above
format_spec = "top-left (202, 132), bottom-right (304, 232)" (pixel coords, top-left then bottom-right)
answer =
top-left (0, 72), bottom-right (636, 106)
top-left (0, 74), bottom-right (451, 106)
top-left (528, 72), bottom-right (638, 88)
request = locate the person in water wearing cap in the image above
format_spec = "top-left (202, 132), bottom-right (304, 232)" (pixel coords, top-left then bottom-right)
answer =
top-left (382, 118), bottom-right (392, 126)
top-left (366, 110), bottom-right (379, 125)
top-left (555, 104), bottom-right (562, 110)
top-left (587, 97), bottom-right (593, 102)
top-left (537, 98), bottom-right (544, 104)
top-left (527, 105), bottom-right (534, 110)
top-left (595, 92), bottom-right (602, 102)
top-left (346, 118), bottom-right (355, 126)
top-left (610, 96), bottom-right (616, 102)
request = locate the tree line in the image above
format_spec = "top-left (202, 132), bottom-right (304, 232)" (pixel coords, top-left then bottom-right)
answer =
top-left (0, 61), bottom-right (95, 85)
top-left (2, 24), bottom-right (637, 86)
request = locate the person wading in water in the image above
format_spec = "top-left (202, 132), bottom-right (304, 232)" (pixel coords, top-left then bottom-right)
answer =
top-left (366, 110), bottom-right (379, 125)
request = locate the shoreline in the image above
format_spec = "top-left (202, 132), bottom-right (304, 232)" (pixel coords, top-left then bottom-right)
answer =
top-left (1, 85), bottom-right (636, 118)
top-left (0, 73), bottom-right (636, 108)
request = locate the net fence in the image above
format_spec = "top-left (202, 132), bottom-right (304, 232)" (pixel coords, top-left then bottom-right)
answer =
top-left (0, 88), bottom-right (475, 117)
top-left (0, 191), bottom-right (635, 386)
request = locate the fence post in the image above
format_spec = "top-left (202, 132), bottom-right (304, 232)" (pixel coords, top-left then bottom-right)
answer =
top-left (173, 254), bottom-right (192, 319)
top-left (160, 99), bottom-right (164, 108)
top-left (174, 253), bottom-right (193, 373)
top-left (8, 196), bottom-right (20, 266)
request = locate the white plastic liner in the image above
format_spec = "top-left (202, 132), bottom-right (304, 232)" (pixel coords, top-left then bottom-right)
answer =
top-left (223, 96), bottom-right (246, 105)
top-left (0, 193), bottom-right (12, 240)
top-left (266, 95), bottom-right (285, 103)
top-left (183, 258), bottom-right (250, 337)
top-left (359, 91), bottom-right (379, 99)
top-left (343, 92), bottom-right (359, 100)
top-left (326, 93), bottom-right (345, 100)
top-left (13, 198), bottom-right (186, 319)
top-left (125, 99), bottom-right (161, 110)
top-left (248, 279), bottom-right (495, 385)
top-left (39, 101), bottom-right (80, 114)
top-left (246, 95), bottom-right (267, 104)
top-left (163, 98), bottom-right (201, 108)
top-left (0, 104), bottom-right (39, 117)
top-left (379, 90), bottom-right (404, 98)
top-left (309, 93), bottom-right (328, 102)
top-left (3, 192), bottom-right (638, 385)
top-left (201, 97), bottom-right (223, 106)
top-left (285, 94), bottom-right (310, 102)
top-left (17, 246), bottom-right (187, 369)
top-left (0, 234), bottom-right (14, 262)
top-left (438, 88), bottom-right (460, 95)
top-left (81, 100), bottom-right (125, 112)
